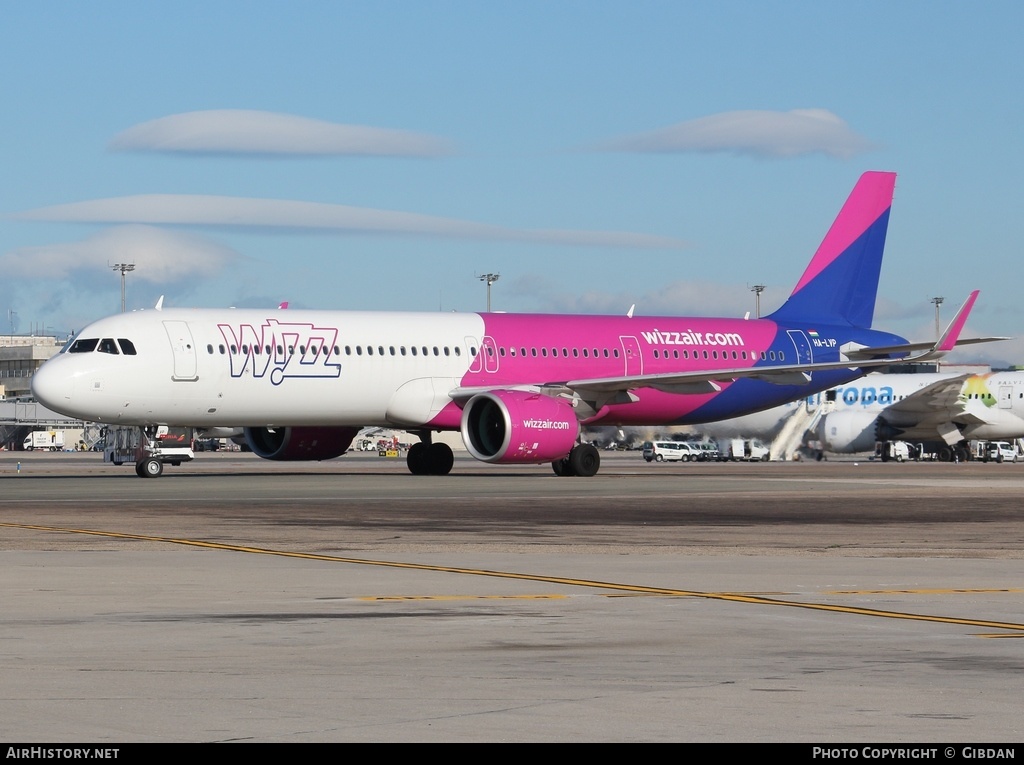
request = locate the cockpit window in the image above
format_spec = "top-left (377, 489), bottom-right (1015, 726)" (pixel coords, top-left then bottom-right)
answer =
top-left (97, 338), bottom-right (119, 355)
top-left (118, 339), bottom-right (137, 355)
top-left (68, 338), bottom-right (99, 354)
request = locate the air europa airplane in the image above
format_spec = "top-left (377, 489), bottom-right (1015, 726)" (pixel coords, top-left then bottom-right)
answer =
top-left (31, 171), bottom-right (986, 477)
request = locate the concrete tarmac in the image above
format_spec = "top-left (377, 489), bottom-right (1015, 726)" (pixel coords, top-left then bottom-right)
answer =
top-left (2, 450), bottom-right (1023, 743)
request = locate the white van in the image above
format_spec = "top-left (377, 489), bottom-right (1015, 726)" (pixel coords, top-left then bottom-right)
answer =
top-left (986, 442), bottom-right (1018, 463)
top-left (642, 441), bottom-right (698, 463)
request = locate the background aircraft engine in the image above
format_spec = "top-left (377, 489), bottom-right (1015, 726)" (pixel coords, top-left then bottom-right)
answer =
top-left (816, 411), bottom-right (881, 453)
top-left (243, 426), bottom-right (360, 461)
top-left (461, 390), bottom-right (579, 464)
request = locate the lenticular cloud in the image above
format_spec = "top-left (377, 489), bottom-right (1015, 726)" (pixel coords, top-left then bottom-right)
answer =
top-left (109, 109), bottom-right (454, 157)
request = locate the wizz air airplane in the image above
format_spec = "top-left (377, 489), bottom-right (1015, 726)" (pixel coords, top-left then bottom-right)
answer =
top-left (30, 171), bottom-right (987, 477)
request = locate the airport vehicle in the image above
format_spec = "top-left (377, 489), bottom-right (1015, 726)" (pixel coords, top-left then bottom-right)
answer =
top-left (22, 430), bottom-right (65, 451)
top-left (642, 440), bottom-right (699, 462)
top-left (691, 441), bottom-right (721, 461)
top-left (102, 424), bottom-right (194, 477)
top-left (876, 439), bottom-right (912, 462)
top-left (984, 441), bottom-right (1018, 463)
top-left (31, 172), bottom-right (988, 478)
top-left (720, 438), bottom-right (770, 461)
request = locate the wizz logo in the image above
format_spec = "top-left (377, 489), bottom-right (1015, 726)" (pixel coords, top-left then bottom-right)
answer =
top-left (218, 319), bottom-right (341, 385)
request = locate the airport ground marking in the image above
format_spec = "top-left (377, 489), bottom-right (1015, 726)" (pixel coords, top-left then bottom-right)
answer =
top-left (5, 521), bottom-right (1024, 634)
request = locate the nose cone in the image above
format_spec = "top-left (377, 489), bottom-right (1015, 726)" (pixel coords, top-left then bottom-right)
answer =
top-left (31, 356), bottom-right (74, 414)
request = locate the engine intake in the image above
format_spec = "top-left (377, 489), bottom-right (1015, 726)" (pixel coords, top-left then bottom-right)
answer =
top-left (461, 390), bottom-right (579, 464)
top-left (244, 426), bottom-right (359, 461)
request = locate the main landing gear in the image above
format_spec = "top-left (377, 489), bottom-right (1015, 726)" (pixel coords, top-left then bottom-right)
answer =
top-left (406, 436), bottom-right (455, 475)
top-left (551, 443), bottom-right (600, 477)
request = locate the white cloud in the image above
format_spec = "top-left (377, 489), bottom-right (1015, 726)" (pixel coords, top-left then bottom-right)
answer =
top-left (108, 110), bottom-right (454, 157)
top-left (0, 225), bottom-right (243, 283)
top-left (598, 109), bottom-right (877, 159)
top-left (13, 195), bottom-right (685, 250)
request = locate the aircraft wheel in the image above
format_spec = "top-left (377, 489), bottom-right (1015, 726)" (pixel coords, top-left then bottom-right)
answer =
top-left (135, 462), bottom-right (146, 477)
top-left (141, 458), bottom-right (163, 478)
top-left (552, 457), bottom-right (574, 476)
top-left (427, 442), bottom-right (454, 475)
top-left (407, 443), bottom-right (429, 475)
top-left (569, 444), bottom-right (600, 477)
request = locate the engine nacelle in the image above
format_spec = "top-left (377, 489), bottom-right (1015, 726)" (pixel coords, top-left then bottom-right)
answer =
top-left (461, 390), bottom-right (579, 464)
top-left (816, 411), bottom-right (881, 454)
top-left (243, 426), bottom-right (359, 461)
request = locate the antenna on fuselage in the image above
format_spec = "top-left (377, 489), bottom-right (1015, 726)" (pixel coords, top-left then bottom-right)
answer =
top-left (155, 296), bottom-right (164, 311)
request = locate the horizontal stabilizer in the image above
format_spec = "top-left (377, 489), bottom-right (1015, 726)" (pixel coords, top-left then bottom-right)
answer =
top-left (845, 290), bottom-right (1006, 362)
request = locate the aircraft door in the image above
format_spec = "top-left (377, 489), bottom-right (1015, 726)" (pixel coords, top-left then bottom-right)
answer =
top-left (477, 336), bottom-right (499, 374)
top-left (619, 336), bottom-right (643, 376)
top-left (999, 385), bottom-right (1014, 410)
top-left (786, 330), bottom-right (813, 365)
top-left (163, 321), bottom-right (198, 381)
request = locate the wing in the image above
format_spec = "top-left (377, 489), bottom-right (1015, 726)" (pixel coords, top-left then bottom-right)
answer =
top-left (881, 374), bottom-right (993, 432)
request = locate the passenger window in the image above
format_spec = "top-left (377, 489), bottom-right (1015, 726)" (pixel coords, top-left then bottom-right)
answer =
top-left (69, 338), bottom-right (99, 354)
top-left (97, 338), bottom-right (119, 355)
top-left (118, 339), bottom-right (138, 355)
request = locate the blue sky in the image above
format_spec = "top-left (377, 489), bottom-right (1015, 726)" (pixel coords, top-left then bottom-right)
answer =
top-left (2, 2), bottom-right (1022, 366)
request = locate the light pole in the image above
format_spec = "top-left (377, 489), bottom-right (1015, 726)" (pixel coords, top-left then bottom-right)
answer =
top-left (931, 296), bottom-right (944, 339)
top-left (112, 263), bottom-right (136, 313)
top-left (750, 284), bottom-right (766, 318)
top-left (479, 273), bottom-right (500, 312)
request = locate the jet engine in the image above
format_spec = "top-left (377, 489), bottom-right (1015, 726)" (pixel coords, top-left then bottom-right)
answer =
top-left (461, 390), bottom-right (579, 464)
top-left (815, 411), bottom-right (881, 454)
top-left (243, 426), bottom-right (360, 461)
